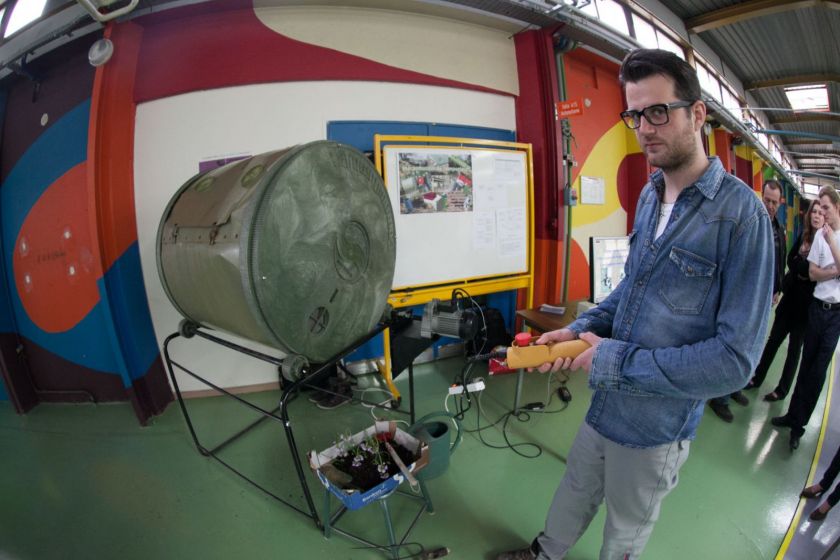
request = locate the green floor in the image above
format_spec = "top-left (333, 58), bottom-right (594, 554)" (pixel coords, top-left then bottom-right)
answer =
top-left (0, 353), bottom-right (825, 560)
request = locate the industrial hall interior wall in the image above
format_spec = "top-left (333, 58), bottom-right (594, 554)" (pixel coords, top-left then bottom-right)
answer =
top-left (0, 0), bottom-right (794, 424)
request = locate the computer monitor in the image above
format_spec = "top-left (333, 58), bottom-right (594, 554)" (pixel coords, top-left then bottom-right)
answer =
top-left (589, 236), bottom-right (630, 304)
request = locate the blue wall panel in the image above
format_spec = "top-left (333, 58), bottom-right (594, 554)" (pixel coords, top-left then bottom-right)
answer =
top-left (102, 242), bottom-right (162, 381)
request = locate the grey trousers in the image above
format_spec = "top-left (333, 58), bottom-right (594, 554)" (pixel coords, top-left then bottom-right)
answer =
top-left (535, 422), bottom-right (690, 560)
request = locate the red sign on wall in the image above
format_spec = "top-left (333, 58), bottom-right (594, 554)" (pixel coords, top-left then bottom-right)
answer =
top-left (556, 99), bottom-right (584, 118)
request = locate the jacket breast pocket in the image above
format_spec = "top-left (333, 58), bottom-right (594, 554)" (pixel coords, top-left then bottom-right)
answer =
top-left (658, 247), bottom-right (716, 315)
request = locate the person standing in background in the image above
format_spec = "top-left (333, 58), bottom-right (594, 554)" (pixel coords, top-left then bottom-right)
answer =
top-left (747, 199), bottom-right (823, 401)
top-left (708, 179), bottom-right (786, 422)
top-left (772, 186), bottom-right (840, 451)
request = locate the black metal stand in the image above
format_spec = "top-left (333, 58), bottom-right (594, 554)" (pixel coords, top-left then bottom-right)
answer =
top-left (162, 322), bottom-right (417, 530)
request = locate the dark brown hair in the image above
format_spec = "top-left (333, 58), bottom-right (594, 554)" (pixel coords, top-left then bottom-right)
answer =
top-left (619, 49), bottom-right (702, 104)
top-left (803, 199), bottom-right (821, 245)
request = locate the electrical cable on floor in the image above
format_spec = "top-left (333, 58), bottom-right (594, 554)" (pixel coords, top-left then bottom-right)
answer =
top-left (444, 286), bottom-right (573, 457)
top-left (458, 368), bottom-right (571, 458)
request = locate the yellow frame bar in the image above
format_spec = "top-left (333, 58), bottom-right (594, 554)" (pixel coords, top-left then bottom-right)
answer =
top-left (373, 134), bottom-right (536, 402)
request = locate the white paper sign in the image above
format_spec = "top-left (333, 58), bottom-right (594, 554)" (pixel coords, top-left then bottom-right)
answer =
top-left (580, 176), bottom-right (605, 205)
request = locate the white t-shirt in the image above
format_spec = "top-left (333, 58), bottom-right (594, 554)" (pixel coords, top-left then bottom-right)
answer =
top-left (808, 228), bottom-right (840, 303)
top-left (655, 202), bottom-right (675, 239)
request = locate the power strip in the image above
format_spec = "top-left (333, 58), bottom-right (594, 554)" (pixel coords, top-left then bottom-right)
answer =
top-left (448, 378), bottom-right (486, 395)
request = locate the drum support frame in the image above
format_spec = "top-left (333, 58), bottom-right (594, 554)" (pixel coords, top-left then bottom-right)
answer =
top-left (161, 322), bottom-right (418, 529)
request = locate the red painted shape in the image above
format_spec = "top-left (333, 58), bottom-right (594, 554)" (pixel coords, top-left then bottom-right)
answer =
top-left (617, 153), bottom-right (650, 232)
top-left (735, 155), bottom-right (751, 187)
top-left (89, 22), bottom-right (143, 270)
top-left (514, 29), bottom-right (562, 243)
top-left (514, 29), bottom-right (563, 308)
top-left (714, 130), bottom-right (733, 173)
top-left (566, 239), bottom-right (591, 302)
top-left (134, 8), bottom-right (508, 103)
top-left (13, 163), bottom-right (102, 333)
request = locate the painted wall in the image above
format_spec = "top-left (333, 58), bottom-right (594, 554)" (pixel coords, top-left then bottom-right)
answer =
top-left (0, 36), bottom-right (170, 420)
top-left (0, 0), bottom-right (524, 414)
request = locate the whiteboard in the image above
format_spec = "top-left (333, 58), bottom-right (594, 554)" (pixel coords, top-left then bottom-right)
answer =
top-left (383, 146), bottom-right (529, 289)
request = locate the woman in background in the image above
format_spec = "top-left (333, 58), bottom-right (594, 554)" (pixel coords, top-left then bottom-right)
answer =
top-left (747, 199), bottom-right (824, 400)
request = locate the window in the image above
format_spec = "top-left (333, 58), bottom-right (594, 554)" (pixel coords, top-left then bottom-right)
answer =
top-left (579, 0), bottom-right (599, 18)
top-left (696, 63), bottom-right (722, 103)
top-left (631, 14), bottom-right (657, 49)
top-left (5, 0), bottom-right (47, 37)
top-left (655, 30), bottom-right (684, 59)
top-left (597, 0), bottom-right (629, 35)
top-left (721, 86), bottom-right (741, 121)
top-left (803, 182), bottom-right (821, 197)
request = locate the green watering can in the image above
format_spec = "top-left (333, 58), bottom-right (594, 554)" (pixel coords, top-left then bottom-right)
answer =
top-left (409, 412), bottom-right (462, 481)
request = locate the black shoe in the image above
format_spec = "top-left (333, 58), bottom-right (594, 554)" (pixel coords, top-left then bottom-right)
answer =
top-left (790, 434), bottom-right (801, 451)
top-left (708, 400), bottom-right (734, 423)
top-left (731, 391), bottom-right (749, 406)
top-left (810, 503), bottom-right (832, 521)
top-left (801, 485), bottom-right (824, 499)
top-left (771, 415), bottom-right (792, 428)
top-left (763, 391), bottom-right (783, 402)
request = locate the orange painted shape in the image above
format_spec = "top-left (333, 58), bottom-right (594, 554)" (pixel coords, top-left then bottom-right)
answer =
top-left (13, 163), bottom-right (102, 332)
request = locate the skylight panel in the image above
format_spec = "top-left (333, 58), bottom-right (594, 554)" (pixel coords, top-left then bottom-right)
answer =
top-left (784, 85), bottom-right (829, 112)
top-left (5, 0), bottom-right (46, 37)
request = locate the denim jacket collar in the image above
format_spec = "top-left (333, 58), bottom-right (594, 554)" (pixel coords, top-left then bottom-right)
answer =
top-left (650, 157), bottom-right (726, 202)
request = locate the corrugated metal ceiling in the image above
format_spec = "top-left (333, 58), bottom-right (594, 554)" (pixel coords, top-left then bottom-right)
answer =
top-left (660, 0), bottom-right (840, 183)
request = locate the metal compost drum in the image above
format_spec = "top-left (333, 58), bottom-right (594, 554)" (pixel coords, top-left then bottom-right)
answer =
top-left (157, 141), bottom-right (396, 364)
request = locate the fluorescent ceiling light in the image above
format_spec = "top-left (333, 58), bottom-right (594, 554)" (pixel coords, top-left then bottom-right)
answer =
top-left (784, 85), bottom-right (830, 112)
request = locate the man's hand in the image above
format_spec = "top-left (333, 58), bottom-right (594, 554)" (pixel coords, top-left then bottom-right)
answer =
top-left (772, 292), bottom-right (781, 306)
top-left (570, 332), bottom-right (602, 373)
top-left (534, 330), bottom-right (602, 373)
top-left (533, 328), bottom-right (576, 372)
top-left (535, 327), bottom-right (576, 346)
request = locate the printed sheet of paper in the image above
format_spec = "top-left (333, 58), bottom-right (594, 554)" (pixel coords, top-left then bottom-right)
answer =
top-left (472, 211), bottom-right (496, 250)
top-left (496, 207), bottom-right (526, 258)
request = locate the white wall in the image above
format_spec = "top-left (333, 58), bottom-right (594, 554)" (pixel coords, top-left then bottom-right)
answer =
top-left (134, 80), bottom-right (515, 392)
top-left (253, 5), bottom-right (520, 95)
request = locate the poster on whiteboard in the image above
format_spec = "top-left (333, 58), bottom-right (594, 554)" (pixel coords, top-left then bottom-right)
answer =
top-left (384, 146), bottom-right (529, 289)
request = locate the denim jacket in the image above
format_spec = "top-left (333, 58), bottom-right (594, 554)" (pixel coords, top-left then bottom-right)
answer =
top-left (568, 157), bottom-right (773, 448)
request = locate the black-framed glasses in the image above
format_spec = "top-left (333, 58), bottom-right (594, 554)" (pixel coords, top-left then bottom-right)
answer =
top-left (620, 100), bottom-right (695, 129)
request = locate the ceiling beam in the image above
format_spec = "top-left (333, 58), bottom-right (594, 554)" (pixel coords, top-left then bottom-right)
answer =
top-left (685, 0), bottom-right (839, 34)
top-left (770, 114), bottom-right (840, 124)
top-left (745, 73), bottom-right (840, 90)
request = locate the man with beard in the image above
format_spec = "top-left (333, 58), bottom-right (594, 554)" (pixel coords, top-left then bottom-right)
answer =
top-left (496, 49), bottom-right (774, 560)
